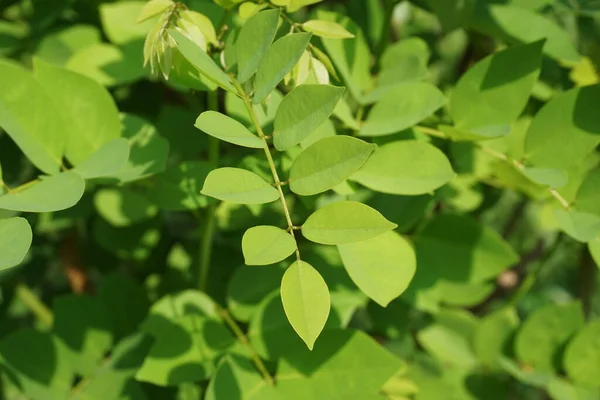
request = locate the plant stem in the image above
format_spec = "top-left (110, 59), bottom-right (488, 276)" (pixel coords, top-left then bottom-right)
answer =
top-left (216, 305), bottom-right (275, 385)
top-left (198, 91), bottom-right (220, 292)
top-left (231, 79), bottom-right (301, 261)
top-left (15, 283), bottom-right (53, 328)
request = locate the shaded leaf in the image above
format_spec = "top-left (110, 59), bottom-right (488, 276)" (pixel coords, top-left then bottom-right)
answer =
top-left (146, 161), bottom-right (212, 210)
top-left (74, 138), bottom-right (130, 179)
top-left (236, 9), bottom-right (280, 83)
top-left (564, 319), bottom-right (600, 387)
top-left (95, 187), bottom-right (158, 227)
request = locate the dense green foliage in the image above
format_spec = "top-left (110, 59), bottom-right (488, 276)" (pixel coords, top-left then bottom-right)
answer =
top-left (1, 0), bottom-right (600, 399)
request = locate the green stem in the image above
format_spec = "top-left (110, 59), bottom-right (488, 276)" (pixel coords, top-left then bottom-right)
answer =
top-left (15, 283), bottom-right (53, 328)
top-left (231, 78), bottom-right (301, 261)
top-left (198, 91), bottom-right (220, 292)
top-left (216, 305), bottom-right (275, 385)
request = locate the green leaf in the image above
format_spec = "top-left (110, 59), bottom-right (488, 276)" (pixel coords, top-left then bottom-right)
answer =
top-left (301, 20), bottom-right (354, 39)
top-left (553, 208), bottom-right (600, 243)
top-left (525, 85), bottom-right (600, 170)
top-left (33, 57), bottom-right (121, 165)
top-left (195, 111), bottom-right (264, 148)
top-left (201, 167), bottom-right (279, 204)
top-left (74, 138), bottom-right (130, 179)
top-left (289, 136), bottom-right (375, 196)
top-left (137, 0), bottom-right (173, 23)
top-left (575, 167), bottom-right (600, 216)
top-left (34, 25), bottom-right (101, 66)
top-left (273, 84), bottom-right (345, 151)
top-left (95, 187), bottom-right (158, 227)
top-left (515, 302), bottom-right (585, 372)
top-left (521, 167), bottom-right (568, 189)
top-left (253, 32), bottom-right (312, 104)
top-left (0, 217), bottom-right (32, 270)
top-left (0, 171), bottom-right (85, 213)
top-left (53, 295), bottom-right (113, 377)
top-left (590, 238), bottom-right (600, 269)
top-left (0, 60), bottom-right (65, 174)
top-left (169, 29), bottom-right (236, 93)
top-left (564, 319), bottom-right (600, 387)
top-left (146, 161), bottom-right (212, 210)
top-left (450, 41), bottom-right (543, 135)
top-left (350, 140), bottom-right (455, 195)
top-left (281, 260), bottom-right (330, 349)
top-left (302, 201), bottom-right (397, 245)
top-left (417, 322), bottom-right (477, 368)
top-left (473, 308), bottom-right (519, 367)
top-left (236, 9), bottom-right (280, 83)
top-left (338, 231), bottom-right (416, 306)
top-left (0, 329), bottom-right (73, 400)
top-left (100, 1), bottom-right (155, 44)
top-left (227, 265), bottom-right (285, 321)
top-left (242, 226), bottom-right (296, 266)
top-left (359, 83), bottom-right (446, 137)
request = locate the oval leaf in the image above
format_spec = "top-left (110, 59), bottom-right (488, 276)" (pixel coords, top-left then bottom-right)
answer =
top-left (290, 136), bottom-right (375, 196)
top-left (0, 171), bottom-right (85, 212)
top-left (280, 260), bottom-right (330, 349)
top-left (338, 231), bottom-right (416, 306)
top-left (359, 82), bottom-right (446, 137)
top-left (201, 167), bottom-right (279, 204)
top-left (301, 20), bottom-right (354, 39)
top-left (74, 138), bottom-right (130, 179)
top-left (236, 9), bottom-right (280, 83)
top-left (273, 84), bottom-right (345, 151)
top-left (564, 319), bottom-right (600, 387)
top-left (195, 111), bottom-right (264, 148)
top-left (253, 32), bottom-right (312, 104)
top-left (242, 225), bottom-right (296, 266)
top-left (0, 217), bottom-right (32, 270)
top-left (350, 140), bottom-right (455, 195)
top-left (302, 201), bottom-right (397, 245)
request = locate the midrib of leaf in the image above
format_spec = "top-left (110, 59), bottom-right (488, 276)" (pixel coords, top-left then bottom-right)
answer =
top-left (297, 262), bottom-right (312, 339)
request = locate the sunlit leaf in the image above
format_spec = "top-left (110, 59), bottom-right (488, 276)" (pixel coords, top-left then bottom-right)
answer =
top-left (74, 138), bottom-right (130, 179)
top-left (201, 167), bottom-right (280, 204)
top-left (195, 111), bottom-right (264, 148)
top-left (301, 20), bottom-right (354, 39)
top-left (0, 217), bottom-right (32, 270)
top-left (236, 9), bottom-right (280, 83)
top-left (242, 226), bottom-right (296, 265)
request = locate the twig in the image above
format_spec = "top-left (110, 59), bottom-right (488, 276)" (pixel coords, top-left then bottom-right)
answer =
top-left (15, 283), bottom-right (53, 328)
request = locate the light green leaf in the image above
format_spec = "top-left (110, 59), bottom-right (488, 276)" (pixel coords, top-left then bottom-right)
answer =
top-left (590, 238), bottom-right (600, 269)
top-left (236, 9), bottom-right (280, 83)
top-left (100, 1), bottom-right (155, 44)
top-left (473, 308), bottom-right (519, 367)
top-left (74, 138), bottom-right (130, 179)
top-left (302, 201), bottom-right (397, 245)
top-left (0, 172), bottom-right (85, 213)
top-left (287, 0), bottom-right (324, 12)
top-left (253, 33), bottom-right (312, 104)
top-left (553, 208), bottom-right (600, 243)
top-left (521, 167), bottom-right (568, 189)
top-left (417, 320), bottom-right (477, 368)
top-left (301, 20), bottom-right (354, 39)
top-left (450, 41), bottom-right (543, 135)
top-left (201, 167), bottom-right (279, 204)
top-left (525, 85), bottom-right (600, 170)
top-left (359, 82), bottom-right (446, 137)
top-left (515, 302), bottom-right (584, 372)
top-left (281, 260), bottom-right (330, 349)
top-left (273, 84), bottom-right (345, 150)
top-left (95, 187), bottom-right (158, 227)
top-left (34, 25), bottom-right (101, 66)
top-left (195, 111), bottom-right (264, 148)
top-left (289, 136), bottom-right (375, 196)
top-left (575, 168), bottom-right (600, 216)
top-left (0, 60), bottom-right (65, 174)
top-left (338, 231), bottom-right (416, 306)
top-left (169, 29), bottom-right (236, 93)
top-left (0, 217), bottom-right (32, 270)
top-left (53, 295), bottom-right (113, 377)
top-left (564, 319), bottom-right (600, 387)
top-left (146, 161), bottom-right (212, 210)
top-left (137, 0), bottom-right (173, 23)
top-left (33, 57), bottom-right (121, 165)
top-left (350, 140), bottom-right (455, 195)
top-left (242, 226), bottom-right (296, 266)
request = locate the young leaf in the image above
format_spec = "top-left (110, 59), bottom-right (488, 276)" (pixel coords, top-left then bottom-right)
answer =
top-left (302, 201), bottom-right (397, 245)
top-left (253, 32), bottom-right (312, 104)
top-left (169, 29), bottom-right (237, 93)
top-left (242, 225), bottom-right (296, 265)
top-left (450, 41), bottom-right (543, 136)
top-left (280, 260), bottom-right (330, 349)
top-left (338, 231), bottom-right (416, 306)
top-left (33, 57), bottom-right (121, 165)
top-left (359, 82), bottom-right (446, 137)
top-left (195, 111), bottom-right (264, 148)
top-left (525, 85), bottom-right (600, 170)
top-left (236, 9), bottom-right (280, 83)
top-left (0, 172), bottom-right (85, 213)
top-left (350, 140), bottom-right (455, 195)
top-left (273, 84), bottom-right (345, 150)
top-left (201, 167), bottom-right (280, 204)
top-left (0, 217), bottom-right (32, 270)
top-left (301, 20), bottom-right (354, 39)
top-left (515, 302), bottom-right (584, 372)
top-left (73, 138), bottom-right (130, 179)
top-left (564, 319), bottom-right (600, 387)
top-left (0, 60), bottom-right (65, 174)
top-left (289, 136), bottom-right (375, 195)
